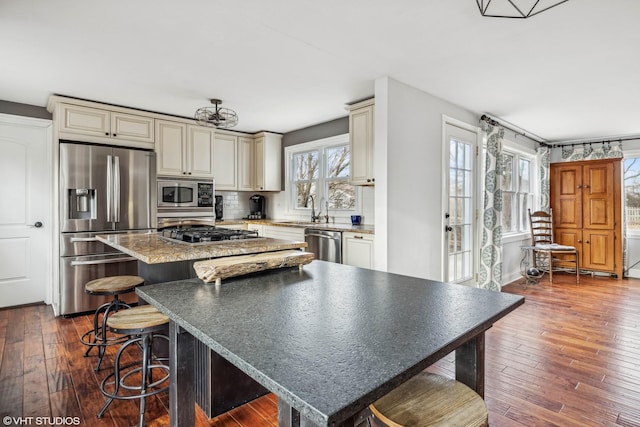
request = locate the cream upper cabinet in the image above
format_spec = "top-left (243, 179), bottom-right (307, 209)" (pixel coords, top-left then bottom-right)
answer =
top-left (59, 103), bottom-right (154, 147)
top-left (342, 232), bottom-right (375, 269)
top-left (156, 120), bottom-right (187, 176)
top-left (213, 133), bottom-right (238, 190)
top-left (347, 99), bottom-right (375, 185)
top-left (238, 136), bottom-right (255, 191)
top-left (254, 132), bottom-right (282, 191)
top-left (156, 120), bottom-right (214, 178)
top-left (187, 125), bottom-right (215, 178)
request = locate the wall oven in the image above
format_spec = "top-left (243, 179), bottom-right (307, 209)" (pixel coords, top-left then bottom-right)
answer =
top-left (157, 177), bottom-right (215, 218)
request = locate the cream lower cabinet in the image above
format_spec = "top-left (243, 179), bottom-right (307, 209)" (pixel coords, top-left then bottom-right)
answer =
top-left (262, 225), bottom-right (305, 242)
top-left (156, 120), bottom-right (214, 178)
top-left (342, 232), bottom-right (374, 269)
top-left (247, 224), bottom-right (264, 236)
top-left (216, 223), bottom-right (248, 230)
top-left (58, 103), bottom-right (155, 148)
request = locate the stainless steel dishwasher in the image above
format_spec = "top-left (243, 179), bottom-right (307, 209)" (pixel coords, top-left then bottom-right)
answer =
top-left (305, 228), bottom-right (342, 263)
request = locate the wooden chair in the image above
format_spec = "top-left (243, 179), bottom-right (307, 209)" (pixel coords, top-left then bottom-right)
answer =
top-left (368, 372), bottom-right (488, 426)
top-left (528, 209), bottom-right (579, 283)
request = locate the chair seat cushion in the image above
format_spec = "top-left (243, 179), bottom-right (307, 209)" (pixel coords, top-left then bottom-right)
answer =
top-left (534, 243), bottom-right (576, 251)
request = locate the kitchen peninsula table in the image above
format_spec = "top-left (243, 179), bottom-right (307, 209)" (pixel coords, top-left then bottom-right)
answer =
top-left (137, 261), bottom-right (524, 427)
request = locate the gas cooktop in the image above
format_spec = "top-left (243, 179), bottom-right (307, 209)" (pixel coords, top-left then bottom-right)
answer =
top-left (160, 226), bottom-right (259, 243)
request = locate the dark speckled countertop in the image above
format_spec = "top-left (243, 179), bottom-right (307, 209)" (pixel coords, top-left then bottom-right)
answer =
top-left (137, 261), bottom-right (524, 426)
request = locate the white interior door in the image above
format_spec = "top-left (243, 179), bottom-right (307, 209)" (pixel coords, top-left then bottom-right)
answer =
top-left (0, 114), bottom-right (52, 308)
top-left (442, 119), bottom-right (479, 285)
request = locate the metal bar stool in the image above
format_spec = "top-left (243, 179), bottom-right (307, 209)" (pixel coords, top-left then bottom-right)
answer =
top-left (368, 372), bottom-right (488, 427)
top-left (97, 305), bottom-right (170, 427)
top-left (80, 275), bottom-right (144, 371)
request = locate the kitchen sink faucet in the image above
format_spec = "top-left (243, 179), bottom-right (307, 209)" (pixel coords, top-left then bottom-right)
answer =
top-left (308, 195), bottom-right (322, 223)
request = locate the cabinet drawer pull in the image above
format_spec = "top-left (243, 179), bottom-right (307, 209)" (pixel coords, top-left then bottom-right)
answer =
top-left (354, 235), bottom-right (364, 239)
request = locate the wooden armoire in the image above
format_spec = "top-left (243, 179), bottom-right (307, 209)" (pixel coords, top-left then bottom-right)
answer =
top-left (550, 158), bottom-right (623, 279)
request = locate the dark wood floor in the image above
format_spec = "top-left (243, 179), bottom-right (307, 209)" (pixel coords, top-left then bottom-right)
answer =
top-left (1, 272), bottom-right (640, 426)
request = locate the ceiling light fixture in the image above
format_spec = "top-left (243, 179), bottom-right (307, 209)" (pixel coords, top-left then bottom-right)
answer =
top-left (476, 0), bottom-right (569, 19)
top-left (194, 98), bottom-right (238, 129)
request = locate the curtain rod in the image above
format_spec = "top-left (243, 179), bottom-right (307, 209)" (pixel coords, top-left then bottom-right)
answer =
top-left (480, 114), bottom-right (549, 146)
top-left (551, 136), bottom-right (640, 148)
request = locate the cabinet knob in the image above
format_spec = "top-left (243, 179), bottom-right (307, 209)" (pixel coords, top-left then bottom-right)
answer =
top-left (577, 240), bottom-right (582, 243)
top-left (188, 172), bottom-right (192, 175)
top-left (372, 178), bottom-right (375, 182)
top-left (577, 185), bottom-right (582, 189)
top-left (584, 184), bottom-right (590, 188)
top-left (366, 178), bottom-right (371, 182)
top-left (105, 132), bottom-right (110, 136)
top-left (183, 172), bottom-right (187, 175)
top-left (113, 133), bottom-right (117, 137)
top-left (585, 240), bottom-right (590, 244)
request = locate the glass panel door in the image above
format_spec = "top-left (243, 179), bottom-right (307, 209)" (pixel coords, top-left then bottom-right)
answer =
top-left (444, 122), bottom-right (478, 285)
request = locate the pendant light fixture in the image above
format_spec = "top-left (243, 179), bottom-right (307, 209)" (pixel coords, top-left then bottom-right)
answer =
top-left (476, 0), bottom-right (570, 19)
top-left (194, 99), bottom-right (238, 128)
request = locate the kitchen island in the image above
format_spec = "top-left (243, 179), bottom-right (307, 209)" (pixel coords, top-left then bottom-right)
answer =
top-left (96, 231), bottom-right (310, 418)
top-left (96, 232), bottom-right (307, 264)
top-left (138, 261), bottom-right (524, 427)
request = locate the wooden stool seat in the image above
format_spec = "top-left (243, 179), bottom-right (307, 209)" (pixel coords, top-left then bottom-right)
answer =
top-left (85, 275), bottom-right (144, 295)
top-left (98, 305), bottom-right (170, 426)
top-left (369, 372), bottom-right (488, 427)
top-left (107, 305), bottom-right (169, 334)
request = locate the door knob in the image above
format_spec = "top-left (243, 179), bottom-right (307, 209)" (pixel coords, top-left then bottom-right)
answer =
top-left (31, 221), bottom-right (43, 228)
top-left (445, 226), bottom-right (453, 232)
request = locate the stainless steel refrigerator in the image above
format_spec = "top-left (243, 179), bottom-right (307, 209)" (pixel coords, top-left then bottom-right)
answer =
top-left (59, 141), bottom-right (156, 315)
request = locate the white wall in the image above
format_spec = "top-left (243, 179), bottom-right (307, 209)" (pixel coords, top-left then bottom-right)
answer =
top-left (374, 77), bottom-right (478, 280)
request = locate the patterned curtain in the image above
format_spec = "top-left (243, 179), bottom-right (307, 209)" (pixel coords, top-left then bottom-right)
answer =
top-left (537, 145), bottom-right (551, 212)
top-left (558, 141), bottom-right (623, 162)
top-left (479, 121), bottom-right (504, 292)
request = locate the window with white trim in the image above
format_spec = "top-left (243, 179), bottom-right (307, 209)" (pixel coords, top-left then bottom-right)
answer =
top-left (287, 135), bottom-right (357, 215)
top-left (501, 150), bottom-right (534, 234)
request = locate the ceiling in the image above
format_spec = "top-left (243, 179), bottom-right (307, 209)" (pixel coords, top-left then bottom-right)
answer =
top-left (1, 0), bottom-right (638, 142)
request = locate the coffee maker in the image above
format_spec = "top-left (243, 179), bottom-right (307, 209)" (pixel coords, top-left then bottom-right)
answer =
top-left (248, 195), bottom-right (265, 219)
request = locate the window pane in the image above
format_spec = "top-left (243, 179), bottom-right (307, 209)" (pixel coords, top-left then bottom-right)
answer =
top-left (625, 158), bottom-right (640, 230)
top-left (502, 153), bottom-right (514, 190)
top-left (328, 180), bottom-right (355, 209)
top-left (502, 191), bottom-right (515, 232)
top-left (326, 146), bottom-right (350, 178)
top-left (519, 158), bottom-right (530, 192)
top-left (294, 151), bottom-right (319, 180)
top-left (295, 182), bottom-right (317, 209)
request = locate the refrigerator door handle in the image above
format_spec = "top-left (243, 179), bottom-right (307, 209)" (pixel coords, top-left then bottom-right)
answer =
top-left (70, 256), bottom-right (137, 266)
top-left (113, 155), bottom-right (120, 223)
top-left (107, 155), bottom-right (113, 222)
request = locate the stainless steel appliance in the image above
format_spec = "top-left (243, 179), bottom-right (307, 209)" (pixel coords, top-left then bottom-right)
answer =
top-left (247, 194), bottom-right (265, 219)
top-left (157, 177), bottom-right (214, 218)
top-left (305, 228), bottom-right (342, 263)
top-left (160, 226), bottom-right (259, 243)
top-left (59, 141), bottom-right (156, 315)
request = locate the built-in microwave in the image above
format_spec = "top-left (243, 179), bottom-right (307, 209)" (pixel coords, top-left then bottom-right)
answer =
top-left (157, 178), bottom-right (214, 211)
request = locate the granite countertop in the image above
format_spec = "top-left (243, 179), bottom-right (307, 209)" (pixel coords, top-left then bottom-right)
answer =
top-left (96, 232), bottom-right (307, 264)
top-left (137, 261), bottom-right (524, 426)
top-left (217, 219), bottom-right (375, 234)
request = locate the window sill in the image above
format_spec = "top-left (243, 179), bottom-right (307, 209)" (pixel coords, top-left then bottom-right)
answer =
top-left (502, 232), bottom-right (531, 245)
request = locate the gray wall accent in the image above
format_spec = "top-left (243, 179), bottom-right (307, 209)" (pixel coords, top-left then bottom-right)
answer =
top-left (282, 116), bottom-right (349, 147)
top-left (0, 100), bottom-right (51, 120)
